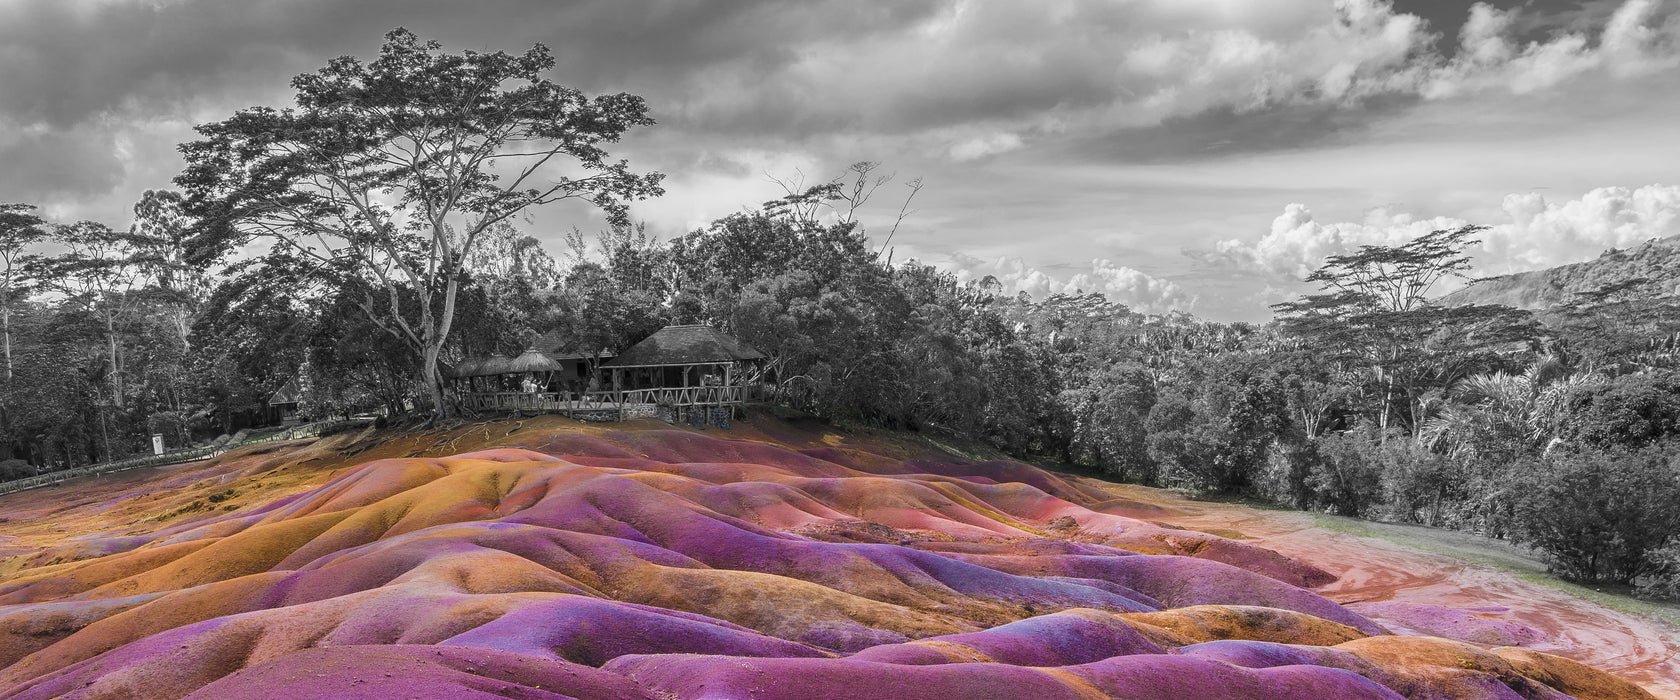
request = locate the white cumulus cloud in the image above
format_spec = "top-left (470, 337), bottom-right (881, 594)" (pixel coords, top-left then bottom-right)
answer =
top-left (1215, 184), bottom-right (1680, 282)
top-left (945, 254), bottom-right (1195, 314)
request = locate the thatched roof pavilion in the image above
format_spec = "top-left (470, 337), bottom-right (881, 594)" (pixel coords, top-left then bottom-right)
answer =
top-left (449, 326), bottom-right (764, 415)
top-left (602, 325), bottom-right (765, 369)
top-left (598, 325), bottom-right (765, 406)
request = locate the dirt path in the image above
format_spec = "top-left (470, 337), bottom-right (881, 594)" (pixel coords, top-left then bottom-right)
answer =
top-left (1080, 479), bottom-right (1680, 699)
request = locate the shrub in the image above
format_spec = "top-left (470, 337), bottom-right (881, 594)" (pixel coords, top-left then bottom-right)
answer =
top-left (1512, 444), bottom-right (1680, 584)
top-left (1561, 370), bottom-right (1680, 449)
top-left (0, 459), bottom-right (36, 481)
top-left (1378, 440), bottom-right (1460, 527)
top-left (1253, 439), bottom-right (1315, 510)
top-left (1636, 544), bottom-right (1680, 601)
top-left (1308, 426), bottom-right (1413, 519)
top-left (1145, 357), bottom-right (1287, 494)
top-left (1064, 363), bottom-right (1157, 484)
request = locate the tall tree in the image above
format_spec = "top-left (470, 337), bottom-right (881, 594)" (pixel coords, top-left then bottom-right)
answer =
top-left (129, 189), bottom-right (209, 351)
top-left (36, 221), bottom-right (144, 410)
top-left (0, 204), bottom-right (46, 381)
top-left (1273, 225), bottom-right (1540, 435)
top-left (178, 28), bottom-right (663, 420)
top-left (462, 221), bottom-right (564, 291)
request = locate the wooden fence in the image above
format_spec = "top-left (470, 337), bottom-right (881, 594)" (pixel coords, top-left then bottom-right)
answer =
top-left (0, 383), bottom-right (758, 497)
top-left (0, 419), bottom-right (357, 497)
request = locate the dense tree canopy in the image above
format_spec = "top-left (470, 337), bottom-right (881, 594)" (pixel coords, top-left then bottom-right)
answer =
top-left (178, 28), bottom-right (663, 420)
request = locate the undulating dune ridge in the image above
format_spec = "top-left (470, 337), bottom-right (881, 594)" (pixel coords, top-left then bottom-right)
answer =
top-left (0, 417), bottom-right (1660, 699)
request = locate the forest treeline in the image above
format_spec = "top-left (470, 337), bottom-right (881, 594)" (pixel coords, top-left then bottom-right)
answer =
top-left (2, 29), bottom-right (1678, 598)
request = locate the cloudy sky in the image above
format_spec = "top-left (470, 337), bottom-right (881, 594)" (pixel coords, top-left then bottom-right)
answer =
top-left (2, 0), bottom-right (1678, 320)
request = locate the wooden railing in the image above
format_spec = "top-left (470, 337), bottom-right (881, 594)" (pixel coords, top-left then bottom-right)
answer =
top-left (0, 419), bottom-right (362, 497)
top-left (460, 392), bottom-right (610, 413)
top-left (606, 385), bottom-right (748, 407)
top-left (459, 385), bottom-right (753, 416)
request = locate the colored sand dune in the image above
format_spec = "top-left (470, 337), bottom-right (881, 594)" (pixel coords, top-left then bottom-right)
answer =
top-left (0, 418), bottom-right (1662, 699)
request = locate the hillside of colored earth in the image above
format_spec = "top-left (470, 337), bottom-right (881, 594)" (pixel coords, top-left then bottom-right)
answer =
top-left (0, 415), bottom-right (1670, 699)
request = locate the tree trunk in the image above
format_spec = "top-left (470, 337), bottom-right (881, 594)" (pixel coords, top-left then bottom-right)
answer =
top-left (3, 304), bottom-right (11, 381)
top-left (99, 406), bottom-right (112, 462)
top-left (173, 304), bottom-right (192, 351)
top-left (106, 313), bottom-right (124, 409)
top-left (423, 275), bottom-right (464, 423)
top-left (422, 342), bottom-right (450, 422)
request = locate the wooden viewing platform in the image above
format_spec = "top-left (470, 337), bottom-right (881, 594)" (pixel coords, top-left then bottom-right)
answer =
top-left (451, 325), bottom-right (767, 421)
top-left (459, 385), bottom-right (752, 415)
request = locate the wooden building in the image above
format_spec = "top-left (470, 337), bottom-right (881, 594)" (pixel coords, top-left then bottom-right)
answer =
top-left (448, 325), bottom-right (764, 418)
top-left (601, 324), bottom-right (766, 408)
top-left (269, 378), bottom-right (301, 426)
top-left (530, 330), bottom-right (615, 391)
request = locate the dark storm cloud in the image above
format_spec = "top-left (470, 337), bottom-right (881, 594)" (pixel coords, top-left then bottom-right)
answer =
top-left (1394, 0), bottom-right (1679, 58)
top-left (1514, 0), bottom-right (1631, 37)
top-left (1044, 94), bottom-right (1426, 165)
top-left (0, 0), bottom-right (941, 128)
top-left (0, 128), bottom-right (123, 200)
top-left (0, 0), bottom-right (941, 209)
top-left (1389, 1), bottom-right (1622, 50)
top-left (1, 0), bottom-right (1354, 144)
top-left (3, 0), bottom-right (1659, 164)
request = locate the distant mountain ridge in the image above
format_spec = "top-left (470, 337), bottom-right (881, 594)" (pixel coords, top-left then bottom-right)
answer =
top-left (1443, 236), bottom-right (1680, 311)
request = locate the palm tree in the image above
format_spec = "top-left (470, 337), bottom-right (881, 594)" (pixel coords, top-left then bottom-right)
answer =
top-left (1420, 353), bottom-right (1603, 459)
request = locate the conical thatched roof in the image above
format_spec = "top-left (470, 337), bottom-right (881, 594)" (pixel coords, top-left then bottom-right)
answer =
top-left (449, 353), bottom-right (513, 378)
top-left (603, 325), bottom-right (765, 368)
top-left (449, 356), bottom-right (486, 379)
top-left (476, 353), bottom-right (516, 376)
top-left (449, 350), bottom-right (565, 378)
top-left (506, 348), bottom-right (563, 373)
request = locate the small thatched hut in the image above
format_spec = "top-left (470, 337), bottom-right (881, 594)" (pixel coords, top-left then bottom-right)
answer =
top-left (448, 352), bottom-right (514, 394)
top-left (530, 330), bottom-right (615, 388)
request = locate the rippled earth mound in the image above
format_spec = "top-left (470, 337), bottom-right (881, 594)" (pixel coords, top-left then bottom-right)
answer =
top-left (0, 418), bottom-right (1657, 699)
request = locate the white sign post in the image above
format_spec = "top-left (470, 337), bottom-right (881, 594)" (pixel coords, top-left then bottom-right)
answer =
top-left (152, 434), bottom-right (165, 456)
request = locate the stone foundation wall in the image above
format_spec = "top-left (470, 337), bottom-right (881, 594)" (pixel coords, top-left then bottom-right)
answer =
top-left (656, 405), bottom-right (731, 429)
top-left (517, 402), bottom-right (724, 425)
top-left (568, 404), bottom-right (655, 422)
